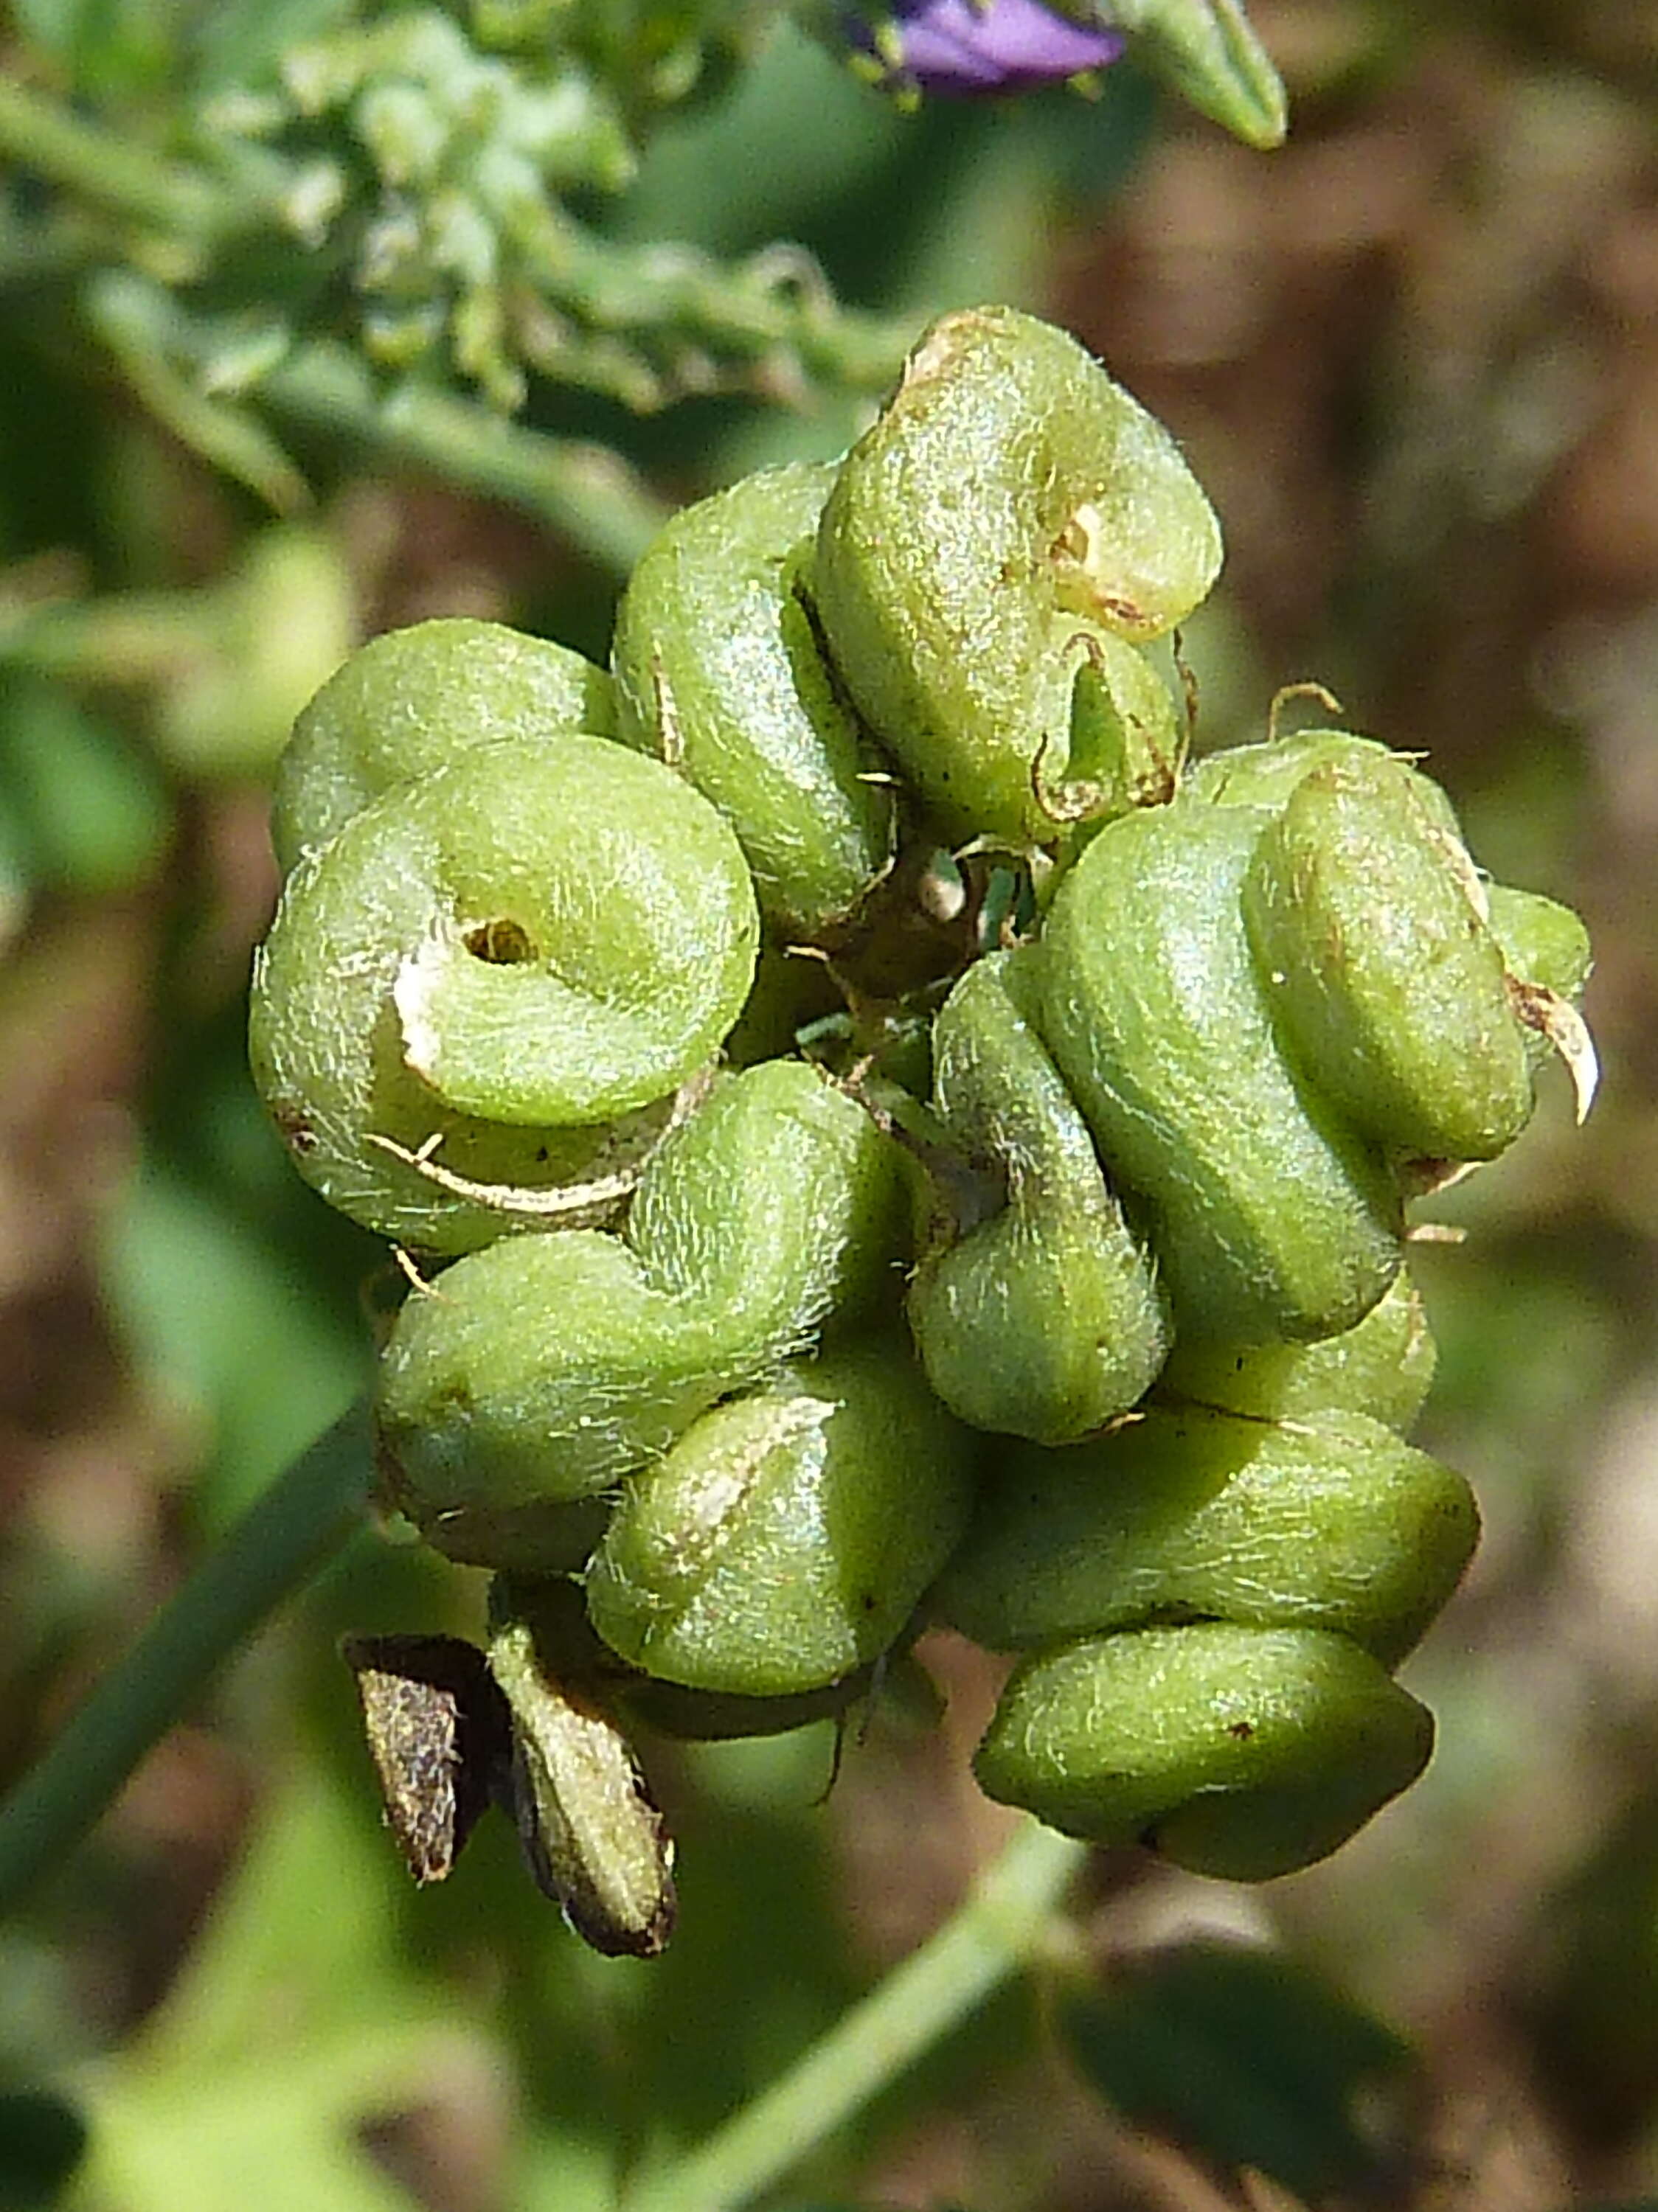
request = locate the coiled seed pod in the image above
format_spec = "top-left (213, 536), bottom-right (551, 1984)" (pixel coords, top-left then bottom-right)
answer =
top-left (1036, 798), bottom-right (1401, 1343)
top-left (906, 950), bottom-right (1167, 1441)
top-left (272, 616), bottom-right (615, 872)
top-left (1184, 727), bottom-right (1460, 835)
top-left (375, 1060), bottom-right (910, 1558)
top-left (250, 734), bottom-right (759, 1252)
top-left (611, 464), bottom-right (895, 939)
top-left (932, 1404), bottom-right (1477, 1664)
top-left (974, 1622), bottom-right (1434, 1881)
top-left (814, 305), bottom-right (1214, 846)
top-left (1243, 751), bottom-right (1533, 1161)
top-left (1156, 1267), bottom-right (1436, 1433)
top-left (585, 1343), bottom-right (978, 1698)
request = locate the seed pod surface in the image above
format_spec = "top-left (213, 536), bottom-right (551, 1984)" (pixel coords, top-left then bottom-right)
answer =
top-left (815, 306), bottom-right (1216, 844)
top-left (611, 463), bottom-right (894, 938)
top-left (250, 736), bottom-right (758, 1251)
top-left (1244, 753), bottom-right (1532, 1161)
top-left (932, 1405), bottom-right (1477, 1663)
top-left (974, 1622), bottom-right (1434, 1880)
top-left (907, 950), bottom-right (1167, 1442)
top-left (273, 618), bottom-right (614, 872)
top-left (1037, 799), bottom-right (1401, 1342)
top-left (586, 1344), bottom-right (978, 1697)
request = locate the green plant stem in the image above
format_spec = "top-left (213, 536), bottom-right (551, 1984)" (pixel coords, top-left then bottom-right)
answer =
top-left (622, 1819), bottom-right (1088, 2212)
top-left (0, 75), bottom-right (227, 242)
top-left (218, 334), bottom-right (673, 575)
top-left (0, 1400), bottom-right (373, 1916)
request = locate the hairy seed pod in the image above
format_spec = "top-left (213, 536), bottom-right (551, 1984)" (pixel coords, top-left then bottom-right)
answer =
top-left (1185, 728), bottom-right (1461, 838)
top-left (1488, 883), bottom-right (1593, 1007)
top-left (1156, 1267), bottom-right (1436, 1433)
top-left (974, 1621), bottom-right (1434, 1880)
top-left (932, 1405), bottom-right (1477, 1665)
top-left (272, 618), bottom-right (615, 872)
top-left (814, 305), bottom-right (1215, 845)
top-left (250, 736), bottom-right (758, 1252)
top-left (1243, 752), bottom-right (1533, 1161)
top-left (611, 463), bottom-right (895, 939)
top-left (1036, 799), bottom-right (1401, 1342)
top-left (375, 1060), bottom-right (910, 1554)
top-left (584, 1343), bottom-right (978, 1698)
top-left (906, 950), bottom-right (1167, 1441)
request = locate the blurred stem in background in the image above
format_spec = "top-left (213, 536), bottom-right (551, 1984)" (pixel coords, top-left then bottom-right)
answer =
top-left (0, 1400), bottom-right (372, 1916)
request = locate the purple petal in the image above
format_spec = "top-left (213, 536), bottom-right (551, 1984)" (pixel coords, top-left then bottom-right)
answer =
top-left (846, 0), bottom-right (1125, 97)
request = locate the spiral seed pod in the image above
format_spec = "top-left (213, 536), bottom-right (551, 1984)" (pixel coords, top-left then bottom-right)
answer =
top-left (906, 950), bottom-right (1167, 1442)
top-left (271, 617), bottom-right (616, 872)
top-left (375, 1060), bottom-right (911, 1559)
top-left (932, 1404), bottom-right (1477, 1664)
top-left (1184, 727), bottom-right (1460, 837)
top-left (611, 463), bottom-right (895, 939)
top-left (974, 1622), bottom-right (1434, 1880)
top-left (585, 1343), bottom-right (978, 1697)
top-left (1036, 798), bottom-right (1401, 1343)
top-left (250, 735), bottom-right (759, 1251)
top-left (1156, 1267), bottom-right (1436, 1433)
top-left (814, 305), bottom-right (1215, 846)
top-left (1243, 751), bottom-right (1533, 1162)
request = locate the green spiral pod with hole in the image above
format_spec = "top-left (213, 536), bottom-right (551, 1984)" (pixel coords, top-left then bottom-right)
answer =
top-left (250, 734), bottom-right (760, 1252)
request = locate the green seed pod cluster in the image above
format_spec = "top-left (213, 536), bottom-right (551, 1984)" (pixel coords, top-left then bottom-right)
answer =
top-left (251, 307), bottom-right (1595, 1947)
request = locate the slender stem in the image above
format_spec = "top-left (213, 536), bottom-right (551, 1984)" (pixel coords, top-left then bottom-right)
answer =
top-left (242, 338), bottom-right (673, 575)
top-left (0, 1400), bottom-right (373, 1916)
top-left (0, 75), bottom-right (226, 242)
top-left (622, 1820), bottom-right (1088, 2212)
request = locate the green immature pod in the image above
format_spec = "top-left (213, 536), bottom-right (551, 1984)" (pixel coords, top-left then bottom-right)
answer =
top-left (814, 305), bottom-right (1216, 846)
top-left (585, 1345), bottom-right (977, 1699)
top-left (932, 1404), bottom-right (1477, 1664)
top-left (1186, 728), bottom-right (1461, 839)
top-left (272, 618), bottom-right (615, 872)
top-left (375, 1061), bottom-right (910, 1556)
top-left (1488, 883), bottom-right (1592, 1009)
top-left (906, 951), bottom-right (1167, 1443)
top-left (611, 464), bottom-right (895, 940)
top-left (1037, 799), bottom-right (1401, 1343)
top-left (974, 1623), bottom-right (1434, 1881)
top-left (1157, 1268), bottom-right (1437, 1433)
top-left (249, 736), bottom-right (758, 1252)
top-left (1244, 753), bottom-right (1534, 1162)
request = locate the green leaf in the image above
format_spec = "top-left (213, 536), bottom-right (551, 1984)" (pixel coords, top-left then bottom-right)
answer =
top-left (1059, 1941), bottom-right (1410, 2203)
top-left (0, 673), bottom-right (170, 897)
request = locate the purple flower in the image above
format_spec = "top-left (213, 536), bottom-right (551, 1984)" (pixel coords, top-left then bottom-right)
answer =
top-left (844, 0), bottom-right (1125, 97)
